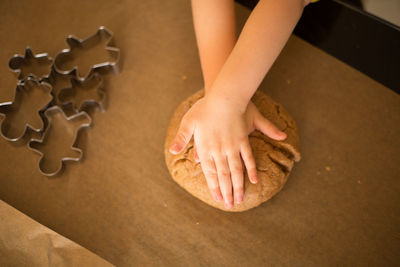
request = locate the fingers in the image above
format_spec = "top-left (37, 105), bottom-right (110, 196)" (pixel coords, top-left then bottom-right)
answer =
top-left (254, 112), bottom-right (287, 141)
top-left (227, 152), bottom-right (244, 204)
top-left (196, 142), bottom-right (249, 208)
top-left (240, 141), bottom-right (258, 184)
top-left (169, 116), bottom-right (194, 154)
top-left (214, 154), bottom-right (233, 209)
top-left (197, 149), bottom-right (223, 203)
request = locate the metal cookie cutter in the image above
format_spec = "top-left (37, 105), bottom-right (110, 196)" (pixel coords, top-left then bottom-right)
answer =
top-left (8, 47), bottom-right (53, 82)
top-left (43, 66), bottom-right (76, 107)
top-left (28, 105), bottom-right (92, 176)
top-left (0, 77), bottom-right (53, 141)
top-left (58, 72), bottom-right (105, 112)
top-left (54, 26), bottom-right (120, 81)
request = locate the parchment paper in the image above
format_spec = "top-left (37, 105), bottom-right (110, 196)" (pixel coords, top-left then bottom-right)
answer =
top-left (0, 200), bottom-right (113, 266)
top-left (0, 0), bottom-right (399, 266)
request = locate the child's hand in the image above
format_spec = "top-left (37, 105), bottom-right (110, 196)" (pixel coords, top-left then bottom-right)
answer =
top-left (169, 95), bottom-right (286, 209)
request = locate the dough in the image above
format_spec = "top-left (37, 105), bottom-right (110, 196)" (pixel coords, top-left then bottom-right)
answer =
top-left (164, 90), bottom-right (301, 212)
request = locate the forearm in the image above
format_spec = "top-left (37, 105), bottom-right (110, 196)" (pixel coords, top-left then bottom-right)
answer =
top-left (208, 0), bottom-right (309, 111)
top-left (191, 0), bottom-right (236, 93)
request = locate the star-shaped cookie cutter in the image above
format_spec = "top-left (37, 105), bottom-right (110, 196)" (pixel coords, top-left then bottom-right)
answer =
top-left (54, 26), bottom-right (120, 81)
top-left (0, 77), bottom-right (53, 141)
top-left (28, 105), bottom-right (92, 176)
top-left (8, 47), bottom-right (53, 82)
top-left (58, 72), bottom-right (106, 112)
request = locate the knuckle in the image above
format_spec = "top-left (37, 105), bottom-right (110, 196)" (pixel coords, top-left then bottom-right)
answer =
top-left (220, 185), bottom-right (231, 194)
top-left (176, 132), bottom-right (189, 143)
top-left (225, 149), bottom-right (234, 156)
top-left (243, 153), bottom-right (254, 163)
top-left (209, 185), bottom-right (220, 193)
top-left (233, 184), bottom-right (244, 192)
top-left (219, 170), bottom-right (231, 177)
top-left (210, 147), bottom-right (222, 156)
top-left (230, 165), bottom-right (243, 174)
top-left (225, 149), bottom-right (240, 158)
top-left (222, 192), bottom-right (233, 200)
top-left (220, 184), bottom-right (233, 196)
top-left (204, 169), bottom-right (217, 177)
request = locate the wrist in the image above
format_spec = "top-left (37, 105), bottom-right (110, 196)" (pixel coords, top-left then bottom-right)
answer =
top-left (205, 89), bottom-right (249, 114)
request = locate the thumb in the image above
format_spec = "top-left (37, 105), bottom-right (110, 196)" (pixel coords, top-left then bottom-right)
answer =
top-left (254, 112), bottom-right (287, 141)
top-left (193, 145), bottom-right (200, 162)
top-left (169, 118), bottom-right (194, 154)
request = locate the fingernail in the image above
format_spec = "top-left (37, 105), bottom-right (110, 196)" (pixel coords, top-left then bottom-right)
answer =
top-left (235, 196), bottom-right (243, 204)
top-left (225, 201), bottom-right (233, 209)
top-left (251, 178), bottom-right (258, 184)
top-left (169, 143), bottom-right (181, 154)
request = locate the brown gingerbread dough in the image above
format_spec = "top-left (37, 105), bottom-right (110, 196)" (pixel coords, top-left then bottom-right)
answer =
top-left (164, 90), bottom-right (301, 212)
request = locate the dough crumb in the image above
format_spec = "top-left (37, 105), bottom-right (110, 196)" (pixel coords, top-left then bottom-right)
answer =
top-left (325, 166), bottom-right (331, 171)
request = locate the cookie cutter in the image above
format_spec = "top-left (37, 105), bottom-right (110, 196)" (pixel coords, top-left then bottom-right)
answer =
top-left (0, 77), bottom-right (53, 141)
top-left (58, 72), bottom-right (105, 112)
top-left (28, 105), bottom-right (92, 176)
top-left (43, 66), bottom-right (76, 107)
top-left (54, 26), bottom-right (120, 80)
top-left (8, 47), bottom-right (53, 82)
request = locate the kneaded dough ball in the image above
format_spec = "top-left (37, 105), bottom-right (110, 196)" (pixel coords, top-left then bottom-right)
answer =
top-left (164, 90), bottom-right (301, 212)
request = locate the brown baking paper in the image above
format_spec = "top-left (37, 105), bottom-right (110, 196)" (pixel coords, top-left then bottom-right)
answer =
top-left (0, 200), bottom-right (113, 266)
top-left (0, 0), bottom-right (399, 266)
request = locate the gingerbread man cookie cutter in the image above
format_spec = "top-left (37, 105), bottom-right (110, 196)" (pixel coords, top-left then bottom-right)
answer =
top-left (43, 66), bottom-right (77, 107)
top-left (54, 26), bottom-right (120, 81)
top-left (28, 105), bottom-right (92, 176)
top-left (0, 77), bottom-right (53, 141)
top-left (8, 47), bottom-right (53, 82)
top-left (58, 72), bottom-right (106, 112)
